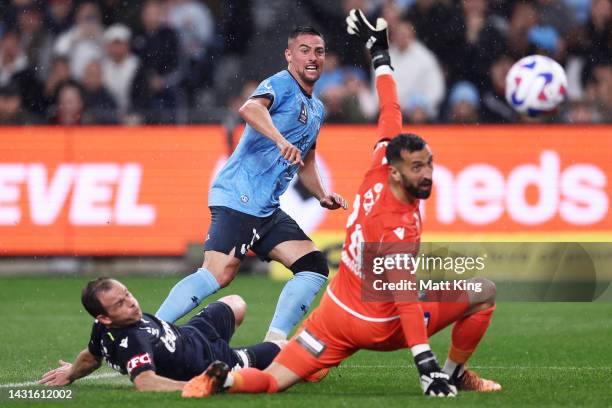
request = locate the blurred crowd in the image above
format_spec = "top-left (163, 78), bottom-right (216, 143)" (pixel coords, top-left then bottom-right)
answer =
top-left (0, 0), bottom-right (610, 125)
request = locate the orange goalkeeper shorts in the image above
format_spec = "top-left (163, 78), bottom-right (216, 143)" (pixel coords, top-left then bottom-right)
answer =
top-left (274, 290), bottom-right (470, 379)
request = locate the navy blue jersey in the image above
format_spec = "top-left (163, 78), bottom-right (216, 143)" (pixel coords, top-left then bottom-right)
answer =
top-left (88, 313), bottom-right (216, 381)
top-left (209, 70), bottom-right (325, 216)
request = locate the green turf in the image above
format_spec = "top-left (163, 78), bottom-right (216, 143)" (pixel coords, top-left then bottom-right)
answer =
top-left (0, 276), bottom-right (610, 407)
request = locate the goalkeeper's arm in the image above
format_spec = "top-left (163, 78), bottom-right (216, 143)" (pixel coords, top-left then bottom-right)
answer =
top-left (346, 9), bottom-right (401, 143)
top-left (392, 299), bottom-right (456, 397)
top-left (379, 249), bottom-right (457, 397)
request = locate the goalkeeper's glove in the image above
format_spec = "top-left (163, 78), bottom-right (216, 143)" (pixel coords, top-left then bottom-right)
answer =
top-left (345, 8), bottom-right (392, 69)
top-left (414, 350), bottom-right (457, 397)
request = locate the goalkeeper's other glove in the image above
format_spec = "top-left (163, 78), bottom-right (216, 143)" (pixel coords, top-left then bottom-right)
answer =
top-left (346, 8), bottom-right (392, 69)
top-left (414, 350), bottom-right (457, 397)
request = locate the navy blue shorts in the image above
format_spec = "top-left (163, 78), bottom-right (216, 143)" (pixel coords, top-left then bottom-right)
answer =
top-left (185, 301), bottom-right (235, 343)
top-left (183, 301), bottom-right (238, 367)
top-left (203, 206), bottom-right (311, 261)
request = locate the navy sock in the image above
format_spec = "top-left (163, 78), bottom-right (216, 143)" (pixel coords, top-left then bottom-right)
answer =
top-left (234, 342), bottom-right (282, 370)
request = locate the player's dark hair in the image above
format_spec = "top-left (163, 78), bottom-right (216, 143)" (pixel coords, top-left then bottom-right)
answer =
top-left (385, 133), bottom-right (427, 165)
top-left (288, 26), bottom-right (324, 43)
top-left (81, 277), bottom-right (115, 317)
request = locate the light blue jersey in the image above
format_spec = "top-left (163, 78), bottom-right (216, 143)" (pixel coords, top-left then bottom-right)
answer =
top-left (209, 70), bottom-right (325, 216)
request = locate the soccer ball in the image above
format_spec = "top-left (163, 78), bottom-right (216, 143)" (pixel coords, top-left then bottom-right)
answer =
top-left (505, 55), bottom-right (568, 117)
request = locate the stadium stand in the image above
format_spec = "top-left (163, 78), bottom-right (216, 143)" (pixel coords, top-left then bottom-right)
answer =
top-left (0, 0), bottom-right (610, 124)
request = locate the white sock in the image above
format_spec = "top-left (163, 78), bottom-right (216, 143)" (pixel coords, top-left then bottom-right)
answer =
top-left (410, 343), bottom-right (431, 357)
top-left (374, 65), bottom-right (393, 77)
top-left (443, 358), bottom-right (464, 378)
top-left (264, 328), bottom-right (287, 342)
top-left (223, 373), bottom-right (234, 388)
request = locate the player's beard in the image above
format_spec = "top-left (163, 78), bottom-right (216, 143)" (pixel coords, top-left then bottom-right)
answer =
top-left (402, 174), bottom-right (432, 199)
top-left (298, 67), bottom-right (320, 85)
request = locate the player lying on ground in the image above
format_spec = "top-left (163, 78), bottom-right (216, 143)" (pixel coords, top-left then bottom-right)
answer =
top-left (39, 277), bottom-right (282, 392)
top-left (156, 25), bottom-right (347, 344)
top-left (181, 10), bottom-right (502, 399)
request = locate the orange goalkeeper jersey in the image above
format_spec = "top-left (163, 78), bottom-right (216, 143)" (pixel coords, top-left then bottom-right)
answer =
top-left (327, 73), bottom-right (429, 347)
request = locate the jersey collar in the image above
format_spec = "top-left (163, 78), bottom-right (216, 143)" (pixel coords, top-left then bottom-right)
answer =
top-left (285, 70), bottom-right (313, 99)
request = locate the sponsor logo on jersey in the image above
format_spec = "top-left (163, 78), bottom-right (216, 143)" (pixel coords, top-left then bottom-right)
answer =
top-left (138, 326), bottom-right (160, 337)
top-left (126, 353), bottom-right (151, 374)
top-left (159, 320), bottom-right (177, 353)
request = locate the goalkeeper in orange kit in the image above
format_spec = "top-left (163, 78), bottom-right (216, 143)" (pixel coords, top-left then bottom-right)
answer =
top-left (182, 9), bottom-right (502, 398)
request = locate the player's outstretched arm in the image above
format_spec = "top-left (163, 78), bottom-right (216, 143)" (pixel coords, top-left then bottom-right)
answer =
top-left (238, 97), bottom-right (303, 165)
top-left (39, 349), bottom-right (101, 386)
top-left (347, 9), bottom-right (401, 141)
top-left (299, 150), bottom-right (347, 210)
top-left (132, 370), bottom-right (187, 392)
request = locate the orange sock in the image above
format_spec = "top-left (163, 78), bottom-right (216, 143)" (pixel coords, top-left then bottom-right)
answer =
top-left (449, 304), bottom-right (496, 364)
top-left (230, 368), bottom-right (279, 394)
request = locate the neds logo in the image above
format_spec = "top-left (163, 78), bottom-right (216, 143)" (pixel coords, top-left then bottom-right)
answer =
top-left (430, 150), bottom-right (608, 226)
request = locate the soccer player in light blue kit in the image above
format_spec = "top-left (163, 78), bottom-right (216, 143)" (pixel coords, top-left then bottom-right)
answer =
top-left (157, 26), bottom-right (347, 342)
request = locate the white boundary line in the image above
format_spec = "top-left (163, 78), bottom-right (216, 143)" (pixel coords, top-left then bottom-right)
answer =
top-left (0, 372), bottom-right (122, 388)
top-left (2, 365), bottom-right (609, 388)
top-left (338, 365), bottom-right (611, 370)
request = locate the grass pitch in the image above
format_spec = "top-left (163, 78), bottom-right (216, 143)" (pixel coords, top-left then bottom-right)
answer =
top-left (1, 275), bottom-right (611, 407)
